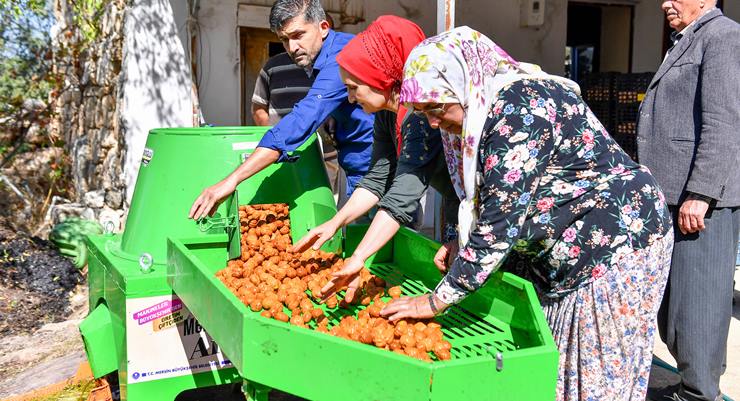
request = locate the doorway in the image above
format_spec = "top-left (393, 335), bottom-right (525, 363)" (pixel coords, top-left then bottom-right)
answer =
top-left (566, 2), bottom-right (634, 83)
top-left (239, 27), bottom-right (285, 125)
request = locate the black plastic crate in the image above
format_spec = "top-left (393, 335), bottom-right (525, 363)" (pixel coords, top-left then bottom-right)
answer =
top-left (581, 72), bottom-right (617, 103)
top-left (614, 73), bottom-right (654, 104)
top-left (615, 121), bottom-right (638, 137)
top-left (615, 104), bottom-right (640, 130)
top-left (612, 133), bottom-right (638, 162)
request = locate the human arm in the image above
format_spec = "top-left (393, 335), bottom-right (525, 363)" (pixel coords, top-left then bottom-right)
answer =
top-left (432, 106), bottom-right (554, 306)
top-left (191, 58), bottom-right (351, 219)
top-left (292, 113), bottom-right (397, 252)
top-left (353, 111), bottom-right (398, 200)
top-left (677, 193), bottom-right (710, 234)
top-left (252, 103), bottom-right (270, 126)
top-left (256, 61), bottom-right (352, 162)
top-left (319, 210), bottom-right (401, 302)
top-left (372, 111), bottom-right (445, 227)
top-left (252, 66), bottom-right (271, 126)
top-left (433, 240), bottom-right (459, 273)
top-left (291, 187), bottom-right (380, 252)
top-left (320, 114), bottom-right (459, 296)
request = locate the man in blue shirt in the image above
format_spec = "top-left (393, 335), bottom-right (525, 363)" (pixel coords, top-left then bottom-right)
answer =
top-left (190, 0), bottom-right (374, 220)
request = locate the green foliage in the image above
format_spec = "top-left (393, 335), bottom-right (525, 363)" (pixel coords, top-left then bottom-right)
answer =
top-left (0, 0), bottom-right (104, 117)
top-left (71, 0), bottom-right (105, 45)
top-left (0, 0), bottom-right (53, 120)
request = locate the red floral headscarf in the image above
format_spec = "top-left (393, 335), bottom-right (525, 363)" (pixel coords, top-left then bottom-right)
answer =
top-left (336, 15), bottom-right (425, 153)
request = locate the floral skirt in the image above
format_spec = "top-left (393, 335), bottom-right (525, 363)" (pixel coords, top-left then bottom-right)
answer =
top-left (541, 231), bottom-right (673, 401)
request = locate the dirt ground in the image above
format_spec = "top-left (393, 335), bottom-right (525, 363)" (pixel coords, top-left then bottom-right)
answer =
top-left (0, 217), bottom-right (87, 399)
top-left (0, 287), bottom-right (87, 399)
top-left (0, 218), bottom-right (83, 337)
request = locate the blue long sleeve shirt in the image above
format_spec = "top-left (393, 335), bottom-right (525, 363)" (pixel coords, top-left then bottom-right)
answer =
top-left (257, 30), bottom-right (374, 195)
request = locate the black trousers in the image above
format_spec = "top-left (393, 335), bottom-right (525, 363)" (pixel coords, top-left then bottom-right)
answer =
top-left (658, 206), bottom-right (740, 401)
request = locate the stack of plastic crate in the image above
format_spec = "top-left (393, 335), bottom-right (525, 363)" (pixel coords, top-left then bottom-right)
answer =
top-left (613, 73), bottom-right (655, 162)
top-left (581, 72), bottom-right (617, 135)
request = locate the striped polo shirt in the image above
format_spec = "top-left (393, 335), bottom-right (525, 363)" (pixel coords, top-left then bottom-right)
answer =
top-left (251, 52), bottom-right (315, 125)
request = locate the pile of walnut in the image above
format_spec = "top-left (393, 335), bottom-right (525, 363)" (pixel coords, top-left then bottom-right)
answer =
top-left (215, 203), bottom-right (452, 362)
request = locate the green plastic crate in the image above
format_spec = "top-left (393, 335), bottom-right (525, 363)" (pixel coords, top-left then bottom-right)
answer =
top-left (167, 225), bottom-right (558, 401)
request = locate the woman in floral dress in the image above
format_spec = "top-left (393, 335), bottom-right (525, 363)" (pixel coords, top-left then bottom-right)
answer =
top-left (378, 27), bottom-right (674, 401)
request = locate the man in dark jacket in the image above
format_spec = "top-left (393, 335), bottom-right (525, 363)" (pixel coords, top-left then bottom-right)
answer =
top-left (637, 1), bottom-right (740, 400)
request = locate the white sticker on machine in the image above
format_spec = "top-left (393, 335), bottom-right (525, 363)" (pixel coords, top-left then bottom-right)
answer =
top-left (141, 148), bottom-right (154, 166)
top-left (231, 141), bottom-right (259, 151)
top-left (125, 295), bottom-right (233, 383)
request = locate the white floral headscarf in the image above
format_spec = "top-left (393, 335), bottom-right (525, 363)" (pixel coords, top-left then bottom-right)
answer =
top-left (400, 26), bottom-right (580, 246)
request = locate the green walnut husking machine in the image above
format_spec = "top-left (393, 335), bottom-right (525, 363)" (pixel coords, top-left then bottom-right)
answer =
top-left (80, 126), bottom-right (559, 401)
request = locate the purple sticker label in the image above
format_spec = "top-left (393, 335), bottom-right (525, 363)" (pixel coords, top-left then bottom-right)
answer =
top-left (133, 299), bottom-right (183, 325)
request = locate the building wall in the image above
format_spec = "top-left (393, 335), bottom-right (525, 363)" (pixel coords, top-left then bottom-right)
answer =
top-left (456, 0), bottom-right (569, 76)
top-left (172, 0), bottom-right (440, 126)
top-left (121, 0), bottom-right (194, 203)
top-left (631, 0), bottom-right (666, 73)
top-left (631, 0), bottom-right (739, 73)
top-left (172, 0), bottom-right (240, 126)
top-left (174, 0), bottom-right (740, 126)
top-left (725, 0), bottom-right (740, 21)
top-left (600, 5), bottom-right (631, 73)
top-left (175, 0), bottom-right (580, 125)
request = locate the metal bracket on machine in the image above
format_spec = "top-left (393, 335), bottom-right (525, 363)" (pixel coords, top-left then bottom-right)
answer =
top-left (197, 215), bottom-right (238, 232)
top-left (197, 192), bottom-right (242, 260)
top-left (486, 345), bottom-right (504, 372)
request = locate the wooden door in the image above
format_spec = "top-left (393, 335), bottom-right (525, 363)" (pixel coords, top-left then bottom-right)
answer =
top-left (240, 27), bottom-right (285, 125)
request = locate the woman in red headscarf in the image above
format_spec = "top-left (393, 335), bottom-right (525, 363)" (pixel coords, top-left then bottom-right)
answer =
top-left (293, 16), bottom-right (459, 299)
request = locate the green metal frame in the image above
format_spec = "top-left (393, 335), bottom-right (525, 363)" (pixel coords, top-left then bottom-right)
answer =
top-left (80, 127), bottom-right (338, 401)
top-left (85, 234), bottom-right (243, 400)
top-left (168, 225), bottom-right (558, 401)
top-left (81, 125), bottom-right (558, 401)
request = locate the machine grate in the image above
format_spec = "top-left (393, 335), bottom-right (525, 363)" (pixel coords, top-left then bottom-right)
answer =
top-left (379, 263), bottom-right (517, 359)
top-left (287, 263), bottom-right (520, 361)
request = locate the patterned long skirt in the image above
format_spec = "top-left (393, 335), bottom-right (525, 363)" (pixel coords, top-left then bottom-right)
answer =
top-left (541, 231), bottom-right (674, 401)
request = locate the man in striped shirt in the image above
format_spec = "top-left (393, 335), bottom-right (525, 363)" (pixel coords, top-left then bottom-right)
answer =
top-left (251, 52), bottom-right (314, 126)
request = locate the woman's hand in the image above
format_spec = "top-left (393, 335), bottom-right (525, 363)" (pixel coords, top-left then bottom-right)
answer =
top-left (189, 177), bottom-right (238, 220)
top-left (380, 294), bottom-right (449, 322)
top-left (433, 240), bottom-right (459, 273)
top-left (291, 219), bottom-right (341, 253)
top-left (320, 255), bottom-right (365, 303)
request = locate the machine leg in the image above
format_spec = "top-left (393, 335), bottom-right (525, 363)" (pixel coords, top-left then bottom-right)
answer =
top-left (243, 381), bottom-right (271, 401)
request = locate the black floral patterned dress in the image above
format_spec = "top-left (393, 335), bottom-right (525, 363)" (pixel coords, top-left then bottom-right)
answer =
top-left (431, 79), bottom-right (674, 401)
top-left (433, 80), bottom-right (672, 303)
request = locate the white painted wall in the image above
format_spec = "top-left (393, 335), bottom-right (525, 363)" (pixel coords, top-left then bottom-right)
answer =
top-left (121, 0), bottom-right (194, 203)
top-left (171, 0), bottom-right (374, 127)
top-left (173, 0), bottom-right (571, 124)
top-left (172, 0), bottom-right (241, 127)
top-left (362, 0), bottom-right (436, 36)
top-left (600, 6), bottom-right (631, 73)
top-left (170, 0), bottom-right (439, 127)
top-left (631, 0), bottom-right (665, 73)
top-left (456, 0), bottom-right (569, 76)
